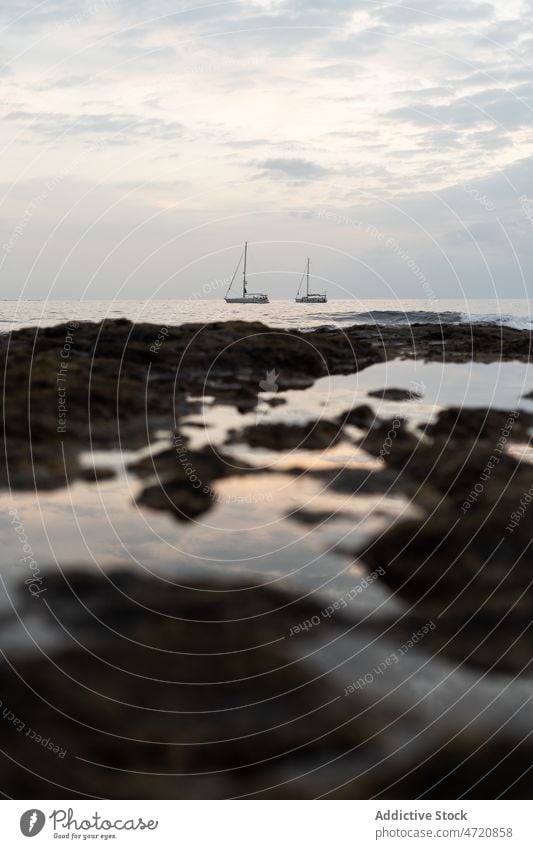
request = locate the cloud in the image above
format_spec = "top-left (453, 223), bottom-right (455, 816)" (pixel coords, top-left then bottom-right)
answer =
top-left (2, 0), bottom-right (533, 297)
top-left (375, 0), bottom-right (495, 27)
top-left (5, 111), bottom-right (185, 143)
top-left (254, 157), bottom-right (331, 181)
top-left (388, 84), bottom-right (533, 131)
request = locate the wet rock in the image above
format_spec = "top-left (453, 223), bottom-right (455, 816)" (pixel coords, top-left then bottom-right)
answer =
top-left (358, 418), bottom-right (418, 460)
top-left (287, 507), bottom-right (351, 525)
top-left (182, 421), bottom-right (211, 429)
top-left (226, 419), bottom-right (343, 451)
top-left (337, 404), bottom-right (376, 429)
top-left (2, 319), bottom-right (530, 489)
top-left (0, 319), bottom-right (381, 488)
top-left (352, 322), bottom-right (533, 363)
top-left (131, 444), bottom-right (250, 521)
top-left (1, 572), bottom-right (404, 799)
top-left (361, 474), bottom-right (533, 673)
top-left (1, 446), bottom-right (82, 491)
top-left (368, 387), bottom-right (423, 402)
top-left (313, 467), bottom-right (400, 496)
top-left (348, 401), bottom-right (533, 673)
top-left (426, 407), bottom-right (532, 442)
top-left (373, 437), bottom-right (524, 509)
top-left (7, 570), bottom-right (532, 799)
top-left (79, 466), bottom-right (116, 483)
top-left (128, 442), bottom-right (234, 481)
top-left (379, 726), bottom-right (533, 799)
top-left (136, 478), bottom-right (214, 520)
top-left (354, 404), bottom-right (533, 511)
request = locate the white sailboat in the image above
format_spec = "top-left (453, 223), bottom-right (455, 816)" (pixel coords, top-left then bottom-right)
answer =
top-left (295, 258), bottom-right (327, 303)
top-left (224, 242), bottom-right (269, 304)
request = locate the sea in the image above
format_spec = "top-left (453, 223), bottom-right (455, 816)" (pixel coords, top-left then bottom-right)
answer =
top-left (1, 298), bottom-right (533, 332)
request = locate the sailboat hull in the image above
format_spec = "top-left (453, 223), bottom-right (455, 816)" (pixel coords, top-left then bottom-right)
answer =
top-left (225, 295), bottom-right (269, 304)
top-left (295, 295), bottom-right (327, 303)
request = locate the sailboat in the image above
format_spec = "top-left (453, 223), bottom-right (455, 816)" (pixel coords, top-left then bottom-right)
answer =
top-left (224, 242), bottom-right (269, 304)
top-left (295, 258), bottom-right (327, 303)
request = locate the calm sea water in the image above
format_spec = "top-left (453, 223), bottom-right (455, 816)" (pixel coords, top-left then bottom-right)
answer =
top-left (1, 298), bottom-right (533, 331)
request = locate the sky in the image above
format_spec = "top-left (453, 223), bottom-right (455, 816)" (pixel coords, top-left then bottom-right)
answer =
top-left (2, 0), bottom-right (533, 300)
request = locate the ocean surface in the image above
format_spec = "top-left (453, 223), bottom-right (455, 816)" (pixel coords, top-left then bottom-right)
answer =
top-left (1, 298), bottom-right (533, 332)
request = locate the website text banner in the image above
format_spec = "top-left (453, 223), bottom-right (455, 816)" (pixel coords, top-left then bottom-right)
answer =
top-left (1, 800), bottom-right (531, 847)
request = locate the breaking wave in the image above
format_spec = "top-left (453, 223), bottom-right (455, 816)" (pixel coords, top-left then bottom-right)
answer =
top-left (311, 310), bottom-right (533, 331)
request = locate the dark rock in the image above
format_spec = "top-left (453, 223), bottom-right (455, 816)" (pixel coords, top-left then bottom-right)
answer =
top-left (1, 446), bottom-right (81, 491)
top-left (368, 387), bottom-right (423, 401)
top-left (337, 404), bottom-right (376, 429)
top-left (351, 400), bottom-right (533, 673)
top-left (136, 478), bottom-right (214, 520)
top-left (2, 319), bottom-right (529, 489)
top-left (131, 444), bottom-right (250, 521)
top-left (350, 321), bottom-right (533, 363)
top-left (361, 477), bottom-right (533, 672)
top-left (358, 417), bottom-right (418, 460)
top-left (379, 727), bottom-right (533, 799)
top-left (0, 319), bottom-right (381, 488)
top-left (79, 466), bottom-right (115, 482)
top-left (286, 507), bottom-right (350, 525)
top-left (371, 437), bottom-right (524, 510)
top-left (129, 442), bottom-right (234, 481)
top-left (313, 467), bottom-right (400, 496)
top-left (1, 572), bottom-right (402, 799)
top-left (227, 419), bottom-right (343, 451)
top-left (426, 407), bottom-right (531, 442)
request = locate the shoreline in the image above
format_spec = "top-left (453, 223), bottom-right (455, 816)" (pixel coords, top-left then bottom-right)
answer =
top-left (1, 317), bottom-right (533, 797)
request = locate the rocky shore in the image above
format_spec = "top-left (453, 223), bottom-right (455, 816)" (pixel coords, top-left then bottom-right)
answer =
top-left (1, 317), bottom-right (533, 798)
top-left (2, 317), bottom-right (530, 486)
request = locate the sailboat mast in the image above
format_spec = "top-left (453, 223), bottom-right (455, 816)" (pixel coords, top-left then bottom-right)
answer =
top-left (306, 257), bottom-right (310, 297)
top-left (243, 241), bottom-right (248, 297)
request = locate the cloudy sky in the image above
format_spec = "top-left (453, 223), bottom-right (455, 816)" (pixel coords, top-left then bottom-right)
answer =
top-left (2, 0), bottom-right (533, 299)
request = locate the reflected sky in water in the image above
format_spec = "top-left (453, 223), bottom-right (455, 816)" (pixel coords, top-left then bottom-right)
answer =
top-left (1, 356), bottom-right (532, 656)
